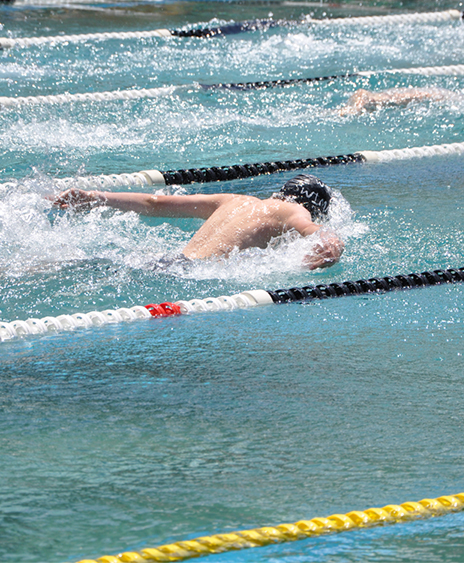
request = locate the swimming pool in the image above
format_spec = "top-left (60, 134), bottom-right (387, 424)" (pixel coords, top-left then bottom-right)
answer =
top-left (1, 1), bottom-right (464, 562)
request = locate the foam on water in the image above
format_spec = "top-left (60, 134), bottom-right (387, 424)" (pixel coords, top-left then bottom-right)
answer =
top-left (0, 117), bottom-right (152, 151)
top-left (0, 184), bottom-right (188, 274)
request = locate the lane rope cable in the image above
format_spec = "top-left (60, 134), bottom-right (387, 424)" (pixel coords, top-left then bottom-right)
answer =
top-left (203, 63), bottom-right (464, 91)
top-left (0, 9), bottom-right (461, 49)
top-left (2, 140), bottom-right (463, 191)
top-left (1, 267), bottom-right (463, 342)
top-left (70, 491), bottom-right (464, 562)
top-left (0, 19), bottom-right (276, 49)
top-left (1, 63), bottom-right (464, 107)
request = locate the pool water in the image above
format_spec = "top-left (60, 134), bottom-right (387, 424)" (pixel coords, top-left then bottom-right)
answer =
top-left (1, 1), bottom-right (464, 562)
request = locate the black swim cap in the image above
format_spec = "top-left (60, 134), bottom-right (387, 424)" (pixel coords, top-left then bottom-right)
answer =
top-left (279, 174), bottom-right (332, 221)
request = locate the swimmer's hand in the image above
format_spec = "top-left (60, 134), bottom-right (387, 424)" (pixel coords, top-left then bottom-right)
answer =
top-left (50, 188), bottom-right (106, 210)
top-left (302, 233), bottom-right (344, 270)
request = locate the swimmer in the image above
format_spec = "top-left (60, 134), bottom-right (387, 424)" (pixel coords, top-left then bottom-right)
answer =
top-left (52, 174), bottom-right (344, 270)
top-left (340, 87), bottom-right (452, 115)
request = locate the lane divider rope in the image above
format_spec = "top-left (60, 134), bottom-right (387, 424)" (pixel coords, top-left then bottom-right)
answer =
top-left (205, 63), bottom-right (464, 91)
top-left (73, 491), bottom-right (464, 563)
top-left (2, 267), bottom-right (463, 342)
top-left (3, 140), bottom-right (462, 191)
top-left (0, 9), bottom-right (460, 49)
top-left (0, 20), bottom-right (276, 49)
top-left (0, 291), bottom-right (271, 341)
top-left (0, 85), bottom-right (177, 107)
top-left (2, 63), bottom-right (464, 107)
top-left (313, 9), bottom-right (462, 25)
top-left (265, 267), bottom-right (464, 303)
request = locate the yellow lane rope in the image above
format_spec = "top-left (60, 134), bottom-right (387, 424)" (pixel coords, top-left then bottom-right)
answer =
top-left (74, 492), bottom-right (464, 563)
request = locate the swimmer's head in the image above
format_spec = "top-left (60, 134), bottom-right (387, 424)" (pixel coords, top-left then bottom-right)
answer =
top-left (274, 174), bottom-right (332, 221)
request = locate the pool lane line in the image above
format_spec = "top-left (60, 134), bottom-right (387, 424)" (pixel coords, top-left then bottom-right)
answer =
top-left (0, 9), bottom-right (461, 50)
top-left (1, 267), bottom-right (463, 342)
top-left (1, 63), bottom-right (464, 107)
top-left (0, 291), bottom-right (272, 342)
top-left (115, 141), bottom-right (464, 186)
top-left (266, 268), bottom-right (464, 304)
top-left (72, 492), bottom-right (464, 563)
top-left (2, 139), bottom-right (459, 191)
top-left (0, 19), bottom-right (277, 49)
top-left (203, 63), bottom-right (464, 91)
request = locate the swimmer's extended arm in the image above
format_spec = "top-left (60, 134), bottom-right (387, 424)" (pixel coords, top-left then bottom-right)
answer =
top-left (52, 189), bottom-right (235, 219)
top-left (341, 87), bottom-right (451, 115)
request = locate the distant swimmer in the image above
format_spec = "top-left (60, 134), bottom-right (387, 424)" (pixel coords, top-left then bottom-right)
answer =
top-left (340, 87), bottom-right (453, 115)
top-left (52, 174), bottom-right (345, 270)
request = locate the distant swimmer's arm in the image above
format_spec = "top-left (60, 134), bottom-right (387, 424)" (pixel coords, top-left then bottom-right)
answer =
top-left (340, 87), bottom-right (451, 115)
top-left (52, 189), bottom-right (235, 219)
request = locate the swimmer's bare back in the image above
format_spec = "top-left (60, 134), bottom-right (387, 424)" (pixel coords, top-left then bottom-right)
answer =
top-left (182, 195), bottom-right (320, 259)
top-left (52, 189), bottom-right (343, 270)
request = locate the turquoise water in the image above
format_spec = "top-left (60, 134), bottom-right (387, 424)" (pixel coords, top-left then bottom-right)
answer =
top-left (1, 1), bottom-right (464, 562)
